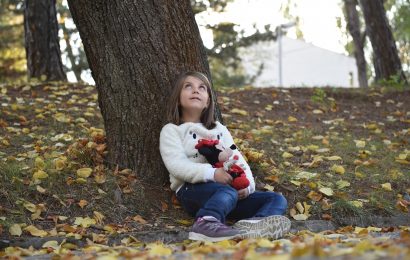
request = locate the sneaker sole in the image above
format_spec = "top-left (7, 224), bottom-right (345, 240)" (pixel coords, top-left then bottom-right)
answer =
top-left (188, 232), bottom-right (240, 242)
top-left (233, 215), bottom-right (291, 239)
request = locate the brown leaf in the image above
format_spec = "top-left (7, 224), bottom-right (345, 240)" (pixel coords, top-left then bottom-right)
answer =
top-left (161, 201), bottom-right (168, 212)
top-left (133, 215), bottom-right (147, 224)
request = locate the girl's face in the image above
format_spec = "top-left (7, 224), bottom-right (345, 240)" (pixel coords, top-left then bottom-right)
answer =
top-left (179, 76), bottom-right (210, 113)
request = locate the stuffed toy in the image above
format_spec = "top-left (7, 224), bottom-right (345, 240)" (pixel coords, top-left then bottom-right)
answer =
top-left (195, 139), bottom-right (250, 190)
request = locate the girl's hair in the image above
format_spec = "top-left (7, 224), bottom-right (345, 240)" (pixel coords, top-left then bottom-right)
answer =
top-left (167, 71), bottom-right (216, 129)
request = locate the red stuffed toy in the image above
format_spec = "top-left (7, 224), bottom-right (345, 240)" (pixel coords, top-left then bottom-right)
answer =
top-left (195, 139), bottom-right (250, 190)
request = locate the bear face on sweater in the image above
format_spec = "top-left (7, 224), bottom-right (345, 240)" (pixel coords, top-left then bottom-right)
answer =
top-left (181, 123), bottom-right (226, 162)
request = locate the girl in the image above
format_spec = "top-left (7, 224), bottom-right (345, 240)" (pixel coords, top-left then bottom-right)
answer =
top-left (159, 71), bottom-right (291, 242)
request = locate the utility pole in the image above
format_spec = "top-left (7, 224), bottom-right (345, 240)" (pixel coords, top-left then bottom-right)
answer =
top-left (276, 22), bottom-right (296, 87)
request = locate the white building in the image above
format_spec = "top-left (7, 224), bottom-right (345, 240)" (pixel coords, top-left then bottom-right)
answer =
top-left (239, 36), bottom-right (359, 88)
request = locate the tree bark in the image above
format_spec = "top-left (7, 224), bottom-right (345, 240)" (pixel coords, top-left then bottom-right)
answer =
top-left (359, 0), bottom-right (407, 83)
top-left (67, 0), bottom-right (220, 185)
top-left (344, 0), bottom-right (368, 88)
top-left (24, 0), bottom-right (66, 81)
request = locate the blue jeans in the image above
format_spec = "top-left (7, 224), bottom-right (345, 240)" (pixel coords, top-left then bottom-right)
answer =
top-left (176, 182), bottom-right (287, 223)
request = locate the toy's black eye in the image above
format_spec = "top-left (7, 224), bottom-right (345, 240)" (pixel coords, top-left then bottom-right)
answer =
top-left (193, 133), bottom-right (197, 139)
top-left (220, 133), bottom-right (223, 136)
top-left (217, 135), bottom-right (220, 140)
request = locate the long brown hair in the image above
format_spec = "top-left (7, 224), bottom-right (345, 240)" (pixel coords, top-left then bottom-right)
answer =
top-left (167, 71), bottom-right (216, 129)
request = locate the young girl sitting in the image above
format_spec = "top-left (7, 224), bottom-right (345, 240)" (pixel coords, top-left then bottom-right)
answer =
top-left (159, 71), bottom-right (291, 242)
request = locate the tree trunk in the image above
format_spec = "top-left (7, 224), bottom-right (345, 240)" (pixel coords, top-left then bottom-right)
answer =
top-left (344, 0), bottom-right (368, 88)
top-left (67, 0), bottom-right (220, 186)
top-left (24, 0), bottom-right (66, 81)
top-left (359, 0), bottom-right (407, 83)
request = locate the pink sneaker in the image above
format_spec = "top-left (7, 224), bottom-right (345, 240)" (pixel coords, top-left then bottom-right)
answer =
top-left (189, 216), bottom-right (243, 242)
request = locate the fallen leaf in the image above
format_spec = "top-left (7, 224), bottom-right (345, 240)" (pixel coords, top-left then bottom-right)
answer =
top-left (78, 199), bottom-right (88, 208)
top-left (74, 217), bottom-right (96, 228)
top-left (9, 224), bottom-right (22, 236)
top-left (381, 183), bottom-right (392, 191)
top-left (231, 108), bottom-right (248, 116)
top-left (133, 215), bottom-right (147, 224)
top-left (293, 214), bottom-right (308, 220)
top-left (319, 187), bottom-right (334, 196)
top-left (24, 225), bottom-right (48, 237)
top-left (76, 168), bottom-right (92, 178)
top-left (331, 164), bottom-right (345, 175)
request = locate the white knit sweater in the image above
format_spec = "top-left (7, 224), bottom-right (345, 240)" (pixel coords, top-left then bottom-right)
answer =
top-left (159, 121), bottom-right (255, 193)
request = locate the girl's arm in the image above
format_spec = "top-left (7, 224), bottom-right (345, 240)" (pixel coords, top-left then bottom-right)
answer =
top-left (160, 124), bottom-right (215, 183)
top-left (221, 125), bottom-right (256, 194)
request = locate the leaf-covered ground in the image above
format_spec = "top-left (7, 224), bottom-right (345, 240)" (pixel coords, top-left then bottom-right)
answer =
top-left (0, 82), bottom-right (409, 259)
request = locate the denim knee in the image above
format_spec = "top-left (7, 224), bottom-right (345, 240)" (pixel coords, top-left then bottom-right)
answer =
top-left (219, 185), bottom-right (238, 205)
top-left (275, 193), bottom-right (288, 211)
top-left (266, 192), bottom-right (287, 212)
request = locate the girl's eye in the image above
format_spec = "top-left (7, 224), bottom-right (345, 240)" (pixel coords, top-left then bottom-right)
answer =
top-left (199, 85), bottom-right (206, 90)
top-left (184, 84), bottom-right (192, 89)
top-left (193, 133), bottom-right (197, 139)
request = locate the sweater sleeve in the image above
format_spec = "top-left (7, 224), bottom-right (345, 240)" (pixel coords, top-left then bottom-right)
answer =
top-left (159, 124), bottom-right (215, 183)
top-left (221, 124), bottom-right (256, 194)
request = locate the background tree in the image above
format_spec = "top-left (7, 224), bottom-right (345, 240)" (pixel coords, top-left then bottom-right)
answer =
top-left (359, 0), bottom-right (407, 84)
top-left (343, 0), bottom-right (368, 88)
top-left (67, 0), bottom-right (219, 185)
top-left (24, 0), bottom-right (66, 81)
top-left (0, 0), bottom-right (25, 82)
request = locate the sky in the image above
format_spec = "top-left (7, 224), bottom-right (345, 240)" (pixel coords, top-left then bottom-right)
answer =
top-left (65, 0), bottom-right (349, 83)
top-left (196, 0), bottom-right (348, 54)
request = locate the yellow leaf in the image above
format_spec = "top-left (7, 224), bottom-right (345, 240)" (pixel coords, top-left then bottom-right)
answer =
top-left (231, 108), bottom-right (248, 116)
top-left (349, 201), bottom-right (363, 208)
top-left (35, 157), bottom-right (45, 169)
top-left (313, 109), bottom-right (323, 114)
top-left (296, 202), bottom-right (304, 214)
top-left (24, 225), bottom-right (48, 237)
top-left (282, 152), bottom-right (293, 158)
top-left (290, 180), bottom-right (301, 186)
top-left (331, 164), bottom-right (345, 175)
top-left (176, 219), bottom-right (193, 226)
top-left (354, 140), bottom-right (366, 148)
top-left (256, 238), bottom-right (274, 248)
top-left (54, 113), bottom-right (71, 123)
top-left (319, 187), bottom-right (334, 196)
top-left (381, 183), bottom-right (392, 191)
top-left (54, 157), bottom-right (67, 171)
top-left (23, 201), bottom-right (37, 213)
top-left (307, 191), bottom-right (323, 202)
top-left (36, 185), bottom-right (46, 193)
top-left (326, 156), bottom-right (342, 161)
top-left (76, 168), bottom-right (92, 178)
top-left (336, 180), bottom-right (350, 189)
top-left (33, 170), bottom-right (48, 180)
top-left (75, 178), bottom-right (87, 184)
top-left (288, 116), bottom-right (298, 122)
top-left (263, 184), bottom-right (274, 191)
top-left (42, 240), bottom-right (59, 249)
top-left (147, 243), bottom-right (172, 256)
top-left (293, 214), bottom-right (308, 220)
top-left (9, 224), bottom-right (22, 236)
top-left (74, 217), bottom-right (96, 228)
top-left (94, 211), bottom-right (105, 224)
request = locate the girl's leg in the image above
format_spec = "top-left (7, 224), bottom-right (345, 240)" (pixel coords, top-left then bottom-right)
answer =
top-left (176, 182), bottom-right (238, 223)
top-left (227, 191), bottom-right (287, 221)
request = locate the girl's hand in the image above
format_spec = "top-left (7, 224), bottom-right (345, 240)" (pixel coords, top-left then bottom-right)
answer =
top-left (214, 168), bottom-right (233, 185)
top-left (237, 188), bottom-right (249, 200)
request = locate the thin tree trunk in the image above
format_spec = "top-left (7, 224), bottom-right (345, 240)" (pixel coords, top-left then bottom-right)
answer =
top-left (344, 0), bottom-right (368, 88)
top-left (67, 0), bottom-right (221, 185)
top-left (359, 0), bottom-right (407, 83)
top-left (24, 0), bottom-right (66, 81)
